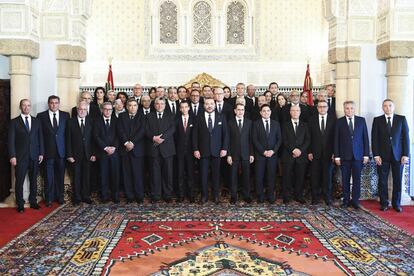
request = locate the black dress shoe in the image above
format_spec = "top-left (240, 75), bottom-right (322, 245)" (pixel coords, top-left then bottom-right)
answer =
top-left (283, 199), bottom-right (290, 204)
top-left (244, 198), bottom-right (252, 204)
top-left (311, 200), bottom-right (320, 205)
top-left (341, 203), bottom-right (350, 208)
top-left (136, 198), bottom-right (144, 204)
top-left (151, 199), bottom-right (160, 204)
top-left (214, 198), bottom-right (221, 205)
top-left (295, 198), bottom-right (306, 204)
top-left (230, 199), bottom-right (237, 205)
top-left (394, 206), bottom-right (403, 212)
top-left (176, 197), bottom-right (184, 203)
top-left (30, 203), bottom-right (41, 210)
top-left (17, 206), bottom-right (24, 213)
top-left (58, 199), bottom-right (65, 205)
top-left (325, 200), bottom-right (332, 206)
top-left (165, 198), bottom-right (172, 204)
top-left (189, 197), bottom-right (195, 203)
top-left (45, 202), bottom-right (52, 207)
top-left (257, 199), bottom-right (265, 204)
top-left (351, 203), bottom-right (361, 210)
top-left (380, 206), bottom-right (389, 211)
top-left (199, 198), bottom-right (207, 205)
top-left (83, 199), bottom-right (93, 204)
top-left (73, 200), bottom-right (80, 206)
top-left (126, 199), bottom-right (134, 204)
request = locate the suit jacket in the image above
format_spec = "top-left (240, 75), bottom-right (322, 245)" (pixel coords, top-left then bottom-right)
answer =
top-left (215, 101), bottom-right (233, 121)
top-left (308, 113), bottom-right (336, 160)
top-left (192, 111), bottom-right (229, 157)
top-left (227, 117), bottom-right (253, 161)
top-left (93, 116), bottom-right (119, 158)
top-left (138, 106), bottom-right (154, 116)
top-left (117, 112), bottom-right (145, 157)
top-left (230, 96), bottom-right (254, 113)
top-left (189, 102), bottom-right (204, 117)
top-left (334, 116), bottom-right (369, 161)
top-left (372, 114), bottom-right (410, 162)
top-left (164, 99), bottom-right (181, 117)
top-left (281, 103), bottom-right (311, 123)
top-left (281, 121), bottom-right (310, 163)
top-left (8, 115), bottom-right (44, 161)
top-left (252, 119), bottom-right (282, 160)
top-left (37, 110), bottom-right (69, 159)
top-left (71, 104), bottom-right (100, 120)
top-left (145, 112), bottom-right (176, 158)
top-left (65, 116), bottom-right (94, 160)
top-left (175, 115), bottom-right (195, 155)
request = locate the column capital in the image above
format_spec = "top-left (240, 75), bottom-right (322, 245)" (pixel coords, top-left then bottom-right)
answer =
top-left (328, 46), bottom-right (361, 64)
top-left (0, 39), bottom-right (39, 58)
top-left (56, 44), bottom-right (87, 62)
top-left (377, 41), bottom-right (414, 60)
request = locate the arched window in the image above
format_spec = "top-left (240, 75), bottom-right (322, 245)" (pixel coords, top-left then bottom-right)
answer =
top-left (159, 0), bottom-right (178, 44)
top-left (193, 1), bottom-right (212, 44)
top-left (226, 1), bottom-right (245, 44)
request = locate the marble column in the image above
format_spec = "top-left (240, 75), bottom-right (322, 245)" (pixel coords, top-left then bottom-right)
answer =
top-left (55, 45), bottom-right (86, 112)
top-left (378, 41), bottom-right (414, 205)
top-left (0, 39), bottom-right (39, 207)
top-left (334, 61), bottom-right (348, 117)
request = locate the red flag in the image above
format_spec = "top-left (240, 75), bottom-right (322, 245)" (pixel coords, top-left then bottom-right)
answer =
top-left (105, 63), bottom-right (114, 91)
top-left (303, 63), bottom-right (314, 106)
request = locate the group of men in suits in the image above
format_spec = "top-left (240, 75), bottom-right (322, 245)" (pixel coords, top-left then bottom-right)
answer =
top-left (7, 83), bottom-right (410, 213)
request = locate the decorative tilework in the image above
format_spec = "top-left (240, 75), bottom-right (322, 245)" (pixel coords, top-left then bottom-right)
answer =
top-left (193, 1), bottom-right (212, 44)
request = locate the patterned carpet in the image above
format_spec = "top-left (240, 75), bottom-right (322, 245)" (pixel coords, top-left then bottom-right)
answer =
top-left (0, 202), bottom-right (413, 275)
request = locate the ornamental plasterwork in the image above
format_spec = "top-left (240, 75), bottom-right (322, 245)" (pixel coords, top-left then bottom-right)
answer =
top-left (226, 1), bottom-right (245, 44)
top-left (160, 0), bottom-right (178, 44)
top-left (193, 1), bottom-right (212, 44)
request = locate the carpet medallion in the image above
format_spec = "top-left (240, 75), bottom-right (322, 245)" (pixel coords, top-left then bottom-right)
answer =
top-left (0, 203), bottom-right (413, 275)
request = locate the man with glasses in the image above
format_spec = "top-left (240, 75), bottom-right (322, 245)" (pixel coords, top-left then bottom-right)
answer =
top-left (71, 90), bottom-right (100, 120)
top-left (94, 102), bottom-right (120, 203)
top-left (132, 83), bottom-right (143, 106)
top-left (308, 100), bottom-right (336, 205)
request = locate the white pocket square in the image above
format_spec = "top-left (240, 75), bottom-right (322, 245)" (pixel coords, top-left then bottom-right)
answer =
top-left (218, 122), bottom-right (222, 125)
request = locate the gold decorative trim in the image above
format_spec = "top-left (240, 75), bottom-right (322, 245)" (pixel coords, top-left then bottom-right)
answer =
top-left (0, 39), bottom-right (39, 58)
top-left (377, 41), bottom-right (414, 60)
top-left (184, 72), bottom-right (227, 89)
top-left (56, 44), bottom-right (87, 62)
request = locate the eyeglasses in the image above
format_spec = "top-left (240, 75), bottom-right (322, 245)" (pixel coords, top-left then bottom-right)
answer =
top-left (318, 106), bottom-right (328, 108)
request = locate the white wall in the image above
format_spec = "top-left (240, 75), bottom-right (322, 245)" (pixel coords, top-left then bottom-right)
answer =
top-left (359, 44), bottom-right (387, 142)
top-left (408, 58), bottom-right (414, 196)
top-left (30, 42), bottom-right (57, 115)
top-left (0, 55), bottom-right (9, 79)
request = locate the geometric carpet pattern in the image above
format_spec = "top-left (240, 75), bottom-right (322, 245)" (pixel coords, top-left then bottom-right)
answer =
top-left (0, 203), bottom-right (413, 275)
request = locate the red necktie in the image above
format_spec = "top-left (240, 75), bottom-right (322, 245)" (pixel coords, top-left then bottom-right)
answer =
top-left (184, 116), bottom-right (187, 132)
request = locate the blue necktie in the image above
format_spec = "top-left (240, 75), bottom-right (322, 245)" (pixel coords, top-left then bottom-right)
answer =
top-left (348, 118), bottom-right (354, 136)
top-left (25, 116), bottom-right (30, 132)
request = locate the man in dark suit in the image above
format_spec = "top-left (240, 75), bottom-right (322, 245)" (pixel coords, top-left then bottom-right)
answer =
top-left (131, 83), bottom-right (143, 106)
top-left (334, 100), bottom-right (369, 209)
top-left (94, 102), bottom-right (120, 203)
top-left (117, 98), bottom-right (146, 203)
top-left (268, 82), bottom-right (279, 109)
top-left (281, 105), bottom-right (310, 204)
top-left (230, 83), bottom-right (254, 113)
top-left (175, 101), bottom-right (196, 202)
top-left (227, 103), bottom-right (254, 204)
top-left (281, 90), bottom-right (310, 123)
top-left (214, 87), bottom-right (233, 120)
top-left (189, 89), bottom-right (204, 117)
top-left (308, 100), bottom-right (336, 205)
top-left (165, 87), bottom-right (180, 117)
top-left (146, 97), bottom-right (176, 203)
top-left (70, 91), bottom-right (100, 119)
top-left (372, 99), bottom-right (410, 212)
top-left (252, 104), bottom-right (282, 203)
top-left (8, 99), bottom-right (44, 213)
top-left (38, 95), bottom-right (69, 206)
top-left (138, 94), bottom-right (153, 195)
top-left (326, 85), bottom-right (336, 115)
top-left (66, 101), bottom-right (96, 205)
top-left (246, 84), bottom-right (258, 108)
top-left (251, 95), bottom-right (267, 121)
top-left (193, 97), bottom-right (229, 204)
top-left (138, 95), bottom-right (153, 116)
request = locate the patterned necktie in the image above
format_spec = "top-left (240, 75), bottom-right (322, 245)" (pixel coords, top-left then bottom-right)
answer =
top-left (208, 113), bottom-right (213, 133)
top-left (387, 116), bottom-right (392, 133)
top-left (183, 116), bottom-right (187, 132)
top-left (53, 113), bottom-right (58, 130)
top-left (348, 118), bottom-right (354, 136)
top-left (25, 116), bottom-right (30, 132)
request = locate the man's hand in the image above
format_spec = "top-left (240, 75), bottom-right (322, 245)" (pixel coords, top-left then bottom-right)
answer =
top-left (374, 156), bottom-right (382, 166)
top-left (220, 150), bottom-right (227, 157)
top-left (249, 156), bottom-right (254, 164)
top-left (90, 155), bottom-right (96, 162)
top-left (292, 148), bottom-right (302, 158)
top-left (125, 142), bottom-right (134, 151)
top-left (363, 156), bottom-right (369, 164)
top-left (194, 151), bottom-right (201, 159)
top-left (308, 153), bottom-right (313, 161)
top-left (227, 156), bottom-right (233, 165)
top-left (10, 157), bottom-right (17, 166)
top-left (153, 135), bottom-right (164, 144)
top-left (38, 155), bottom-right (43, 164)
top-left (401, 156), bottom-right (409, 165)
top-left (67, 157), bottom-right (75, 163)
